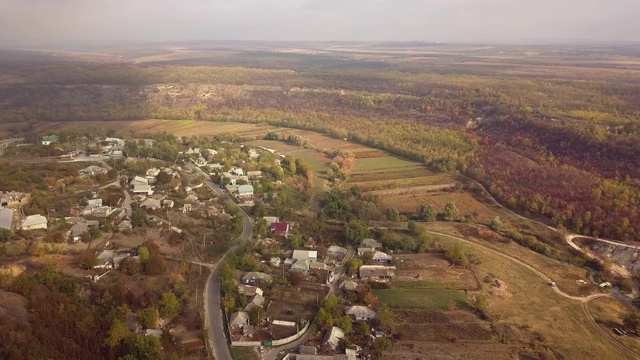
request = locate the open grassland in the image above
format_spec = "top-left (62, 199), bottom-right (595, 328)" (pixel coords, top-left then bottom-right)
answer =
top-left (426, 222), bottom-right (596, 297)
top-left (352, 156), bottom-right (420, 172)
top-left (377, 191), bottom-right (498, 221)
top-left (588, 297), bottom-right (640, 355)
top-left (373, 289), bottom-right (469, 310)
top-left (422, 228), bottom-right (633, 360)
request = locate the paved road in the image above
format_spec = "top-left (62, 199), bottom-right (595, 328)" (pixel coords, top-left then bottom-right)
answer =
top-left (188, 164), bottom-right (252, 360)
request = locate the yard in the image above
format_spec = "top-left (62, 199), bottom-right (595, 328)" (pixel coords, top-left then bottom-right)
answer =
top-left (393, 253), bottom-right (480, 290)
top-left (264, 284), bottom-right (326, 323)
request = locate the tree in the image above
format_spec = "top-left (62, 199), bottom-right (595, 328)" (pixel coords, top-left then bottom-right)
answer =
top-left (407, 220), bottom-right (422, 236)
top-left (105, 320), bottom-right (131, 347)
top-left (219, 261), bottom-right (233, 282)
top-left (123, 334), bottom-right (163, 360)
top-left (623, 312), bottom-right (640, 335)
top-left (344, 220), bottom-right (368, 246)
top-left (322, 294), bottom-right (338, 314)
top-left (359, 321), bottom-right (370, 336)
top-left (77, 250), bottom-right (98, 269)
top-left (131, 209), bottom-right (148, 228)
top-left (288, 271), bottom-right (304, 287)
top-left (249, 307), bottom-right (262, 325)
top-left (119, 257), bottom-right (142, 275)
top-left (443, 201), bottom-right (460, 221)
top-left (136, 307), bottom-right (159, 329)
top-left (159, 291), bottom-right (180, 318)
top-left (490, 216), bottom-right (503, 231)
top-left (384, 207), bottom-right (400, 222)
top-left (417, 203), bottom-right (436, 221)
top-left (374, 337), bottom-right (392, 352)
top-left (0, 229), bottom-right (12, 242)
top-left (445, 243), bottom-right (469, 268)
top-left (339, 316), bottom-right (353, 335)
top-left (345, 258), bottom-right (363, 276)
top-left (315, 308), bottom-right (334, 331)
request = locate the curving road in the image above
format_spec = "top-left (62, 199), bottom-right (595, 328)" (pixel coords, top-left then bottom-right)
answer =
top-left (187, 164), bottom-right (253, 360)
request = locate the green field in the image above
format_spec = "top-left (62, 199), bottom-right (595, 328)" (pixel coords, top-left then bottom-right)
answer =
top-left (353, 156), bottom-right (419, 172)
top-left (231, 347), bottom-right (259, 360)
top-left (395, 281), bottom-right (463, 289)
top-left (373, 289), bottom-right (469, 309)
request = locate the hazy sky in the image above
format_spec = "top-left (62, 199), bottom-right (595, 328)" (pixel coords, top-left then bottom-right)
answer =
top-left (0, 0), bottom-right (638, 46)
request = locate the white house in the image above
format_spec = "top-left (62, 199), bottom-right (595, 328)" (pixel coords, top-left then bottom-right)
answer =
top-left (237, 185), bottom-right (254, 198)
top-left (292, 250), bottom-right (318, 261)
top-left (345, 305), bottom-right (377, 321)
top-left (322, 327), bottom-right (345, 350)
top-left (372, 251), bottom-right (393, 263)
top-left (130, 176), bottom-right (149, 187)
top-left (133, 184), bottom-right (154, 195)
top-left (20, 215), bottom-right (48, 230)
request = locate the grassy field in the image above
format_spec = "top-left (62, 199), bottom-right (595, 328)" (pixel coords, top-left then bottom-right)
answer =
top-left (377, 191), bottom-right (498, 221)
top-left (373, 289), bottom-right (469, 310)
top-left (588, 297), bottom-right (640, 355)
top-left (352, 156), bottom-right (420, 171)
top-left (230, 347), bottom-right (259, 360)
top-left (421, 227), bottom-right (633, 360)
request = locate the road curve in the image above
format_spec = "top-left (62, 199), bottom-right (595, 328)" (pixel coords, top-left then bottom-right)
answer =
top-left (188, 164), bottom-right (253, 360)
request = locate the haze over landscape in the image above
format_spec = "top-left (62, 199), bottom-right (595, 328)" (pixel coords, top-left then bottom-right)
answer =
top-left (0, 0), bottom-right (639, 46)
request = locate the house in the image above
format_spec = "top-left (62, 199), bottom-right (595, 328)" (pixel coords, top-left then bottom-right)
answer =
top-left (133, 185), bottom-right (154, 196)
top-left (269, 222), bottom-right (290, 235)
top-left (144, 176), bottom-right (157, 184)
top-left (237, 185), bottom-right (254, 198)
top-left (20, 214), bottom-right (47, 230)
top-left (207, 149), bottom-right (218, 156)
top-left (146, 168), bottom-right (161, 177)
top-left (262, 216), bottom-right (279, 226)
top-left (104, 137), bottom-right (125, 145)
top-left (109, 150), bottom-right (123, 158)
top-left (140, 198), bottom-right (162, 210)
top-left (359, 265), bottom-right (396, 280)
top-left (327, 246), bottom-right (348, 258)
top-left (291, 259), bottom-right (311, 272)
top-left (322, 326), bottom-right (345, 350)
top-left (292, 250), bottom-right (318, 261)
top-left (357, 247), bottom-right (375, 256)
top-left (247, 171), bottom-right (262, 179)
top-left (0, 208), bottom-right (14, 230)
top-left (372, 251), bottom-right (392, 264)
top-left (238, 285), bottom-right (263, 297)
top-left (345, 305), bottom-right (376, 321)
top-left (230, 167), bottom-right (244, 176)
top-left (41, 135), bottom-right (59, 146)
top-left (118, 220), bottom-right (132, 231)
top-left (361, 238), bottom-right (382, 250)
top-left (69, 222), bottom-right (89, 241)
top-left (0, 191), bottom-right (25, 207)
top-left (183, 194), bottom-right (198, 203)
top-left (270, 257), bottom-right (281, 267)
top-left (95, 250), bottom-right (115, 269)
top-left (310, 261), bottom-right (327, 271)
top-left (140, 329), bottom-right (163, 338)
top-left (193, 157), bottom-right (207, 167)
top-left (162, 200), bottom-right (174, 208)
top-left (339, 280), bottom-right (362, 293)
top-left (79, 165), bottom-right (108, 177)
top-left (305, 237), bottom-right (317, 248)
top-left (283, 258), bottom-right (296, 267)
top-left (182, 204), bottom-right (192, 213)
top-left (244, 294), bottom-right (265, 311)
top-left (242, 272), bottom-right (273, 284)
top-left (130, 176), bottom-right (149, 187)
top-left (87, 198), bottom-right (103, 206)
top-left (229, 311), bottom-right (250, 328)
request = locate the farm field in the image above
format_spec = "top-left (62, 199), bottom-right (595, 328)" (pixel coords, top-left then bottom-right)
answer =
top-left (373, 289), bottom-right (469, 310)
top-left (393, 253), bottom-right (480, 290)
top-left (386, 341), bottom-right (516, 360)
top-left (352, 156), bottom-right (420, 172)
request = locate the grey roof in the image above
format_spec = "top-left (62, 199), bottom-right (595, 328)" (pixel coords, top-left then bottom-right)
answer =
top-left (322, 326), bottom-right (345, 349)
top-left (0, 208), bottom-right (14, 230)
top-left (229, 311), bottom-right (249, 326)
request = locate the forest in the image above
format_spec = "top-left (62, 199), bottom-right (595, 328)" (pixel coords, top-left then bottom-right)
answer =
top-left (1, 44), bottom-right (640, 242)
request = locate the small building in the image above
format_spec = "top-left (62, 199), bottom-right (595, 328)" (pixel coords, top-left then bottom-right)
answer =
top-left (69, 222), bottom-right (89, 241)
top-left (327, 245), bottom-right (348, 258)
top-left (247, 170), bottom-right (262, 179)
top-left (372, 251), bottom-right (392, 264)
top-left (269, 222), bottom-right (290, 235)
top-left (322, 326), bottom-right (345, 350)
top-left (182, 204), bottom-right (192, 213)
top-left (133, 184), bottom-right (154, 196)
top-left (41, 135), bottom-right (59, 146)
top-left (162, 200), bottom-right (174, 208)
top-left (344, 305), bottom-right (376, 321)
top-left (361, 238), bottom-right (382, 250)
top-left (183, 194), bottom-right (198, 203)
top-left (270, 257), bottom-right (281, 267)
top-left (229, 311), bottom-right (250, 328)
top-left (262, 216), bottom-right (279, 226)
top-left (359, 265), bottom-right (396, 280)
top-left (0, 208), bottom-right (14, 230)
top-left (238, 285), bottom-right (263, 297)
top-left (310, 261), bottom-right (327, 271)
top-left (20, 214), bottom-right (48, 230)
top-left (146, 168), bottom-right (161, 177)
top-left (244, 294), bottom-right (265, 312)
top-left (237, 185), bottom-right (254, 198)
top-left (299, 345), bottom-right (317, 355)
top-left (118, 220), bottom-right (132, 231)
top-left (292, 250), bottom-right (318, 261)
top-left (130, 176), bottom-right (149, 187)
top-left (140, 198), bottom-right (161, 210)
top-left (291, 259), bottom-right (311, 272)
top-left (339, 280), bottom-right (362, 293)
top-left (242, 272), bottom-right (273, 284)
top-left (357, 247), bottom-right (375, 256)
top-left (140, 329), bottom-right (163, 338)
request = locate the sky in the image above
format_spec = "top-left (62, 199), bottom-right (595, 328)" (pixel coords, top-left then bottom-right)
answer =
top-left (0, 0), bottom-right (638, 46)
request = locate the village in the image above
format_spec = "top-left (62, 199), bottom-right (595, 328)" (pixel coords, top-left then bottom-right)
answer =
top-left (0, 131), bottom-right (410, 360)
